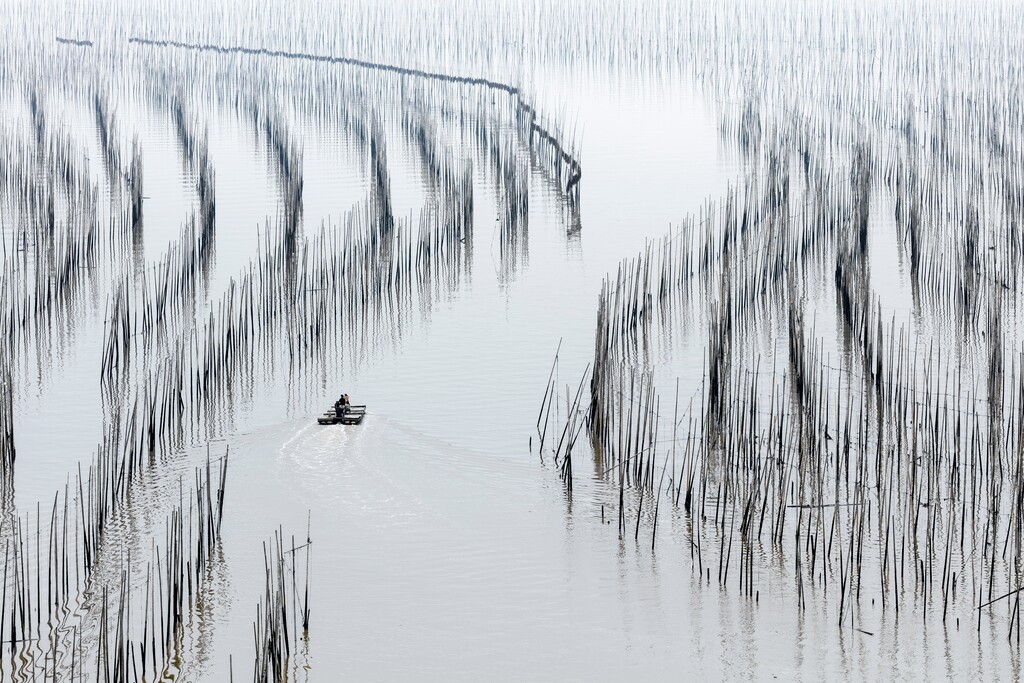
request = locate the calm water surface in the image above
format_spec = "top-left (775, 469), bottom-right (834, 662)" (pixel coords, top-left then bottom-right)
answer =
top-left (3, 2), bottom-right (1021, 680)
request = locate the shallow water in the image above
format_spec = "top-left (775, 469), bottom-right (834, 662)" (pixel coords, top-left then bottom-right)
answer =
top-left (2, 1), bottom-right (1024, 680)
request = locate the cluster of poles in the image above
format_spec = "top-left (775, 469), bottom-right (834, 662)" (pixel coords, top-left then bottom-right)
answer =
top-left (0, 0), bottom-right (592, 675)
top-left (252, 526), bottom-right (312, 683)
top-left (535, 0), bottom-right (1024, 641)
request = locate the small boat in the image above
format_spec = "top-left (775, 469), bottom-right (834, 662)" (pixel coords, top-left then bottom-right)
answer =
top-left (317, 404), bottom-right (366, 425)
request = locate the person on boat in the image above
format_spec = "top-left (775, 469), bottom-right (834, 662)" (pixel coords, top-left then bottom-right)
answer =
top-left (335, 395), bottom-right (348, 418)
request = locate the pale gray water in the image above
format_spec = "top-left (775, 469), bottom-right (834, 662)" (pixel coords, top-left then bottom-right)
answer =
top-left (2, 1), bottom-right (1023, 680)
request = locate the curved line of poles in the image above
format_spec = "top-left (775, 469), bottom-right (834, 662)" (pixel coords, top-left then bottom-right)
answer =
top-left (126, 36), bottom-right (583, 193)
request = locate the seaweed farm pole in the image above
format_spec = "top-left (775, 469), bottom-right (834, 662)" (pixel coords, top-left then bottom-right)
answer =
top-left (251, 523), bottom-right (312, 680)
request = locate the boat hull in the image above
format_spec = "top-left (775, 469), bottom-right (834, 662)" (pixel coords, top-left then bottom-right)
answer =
top-left (317, 405), bottom-right (366, 425)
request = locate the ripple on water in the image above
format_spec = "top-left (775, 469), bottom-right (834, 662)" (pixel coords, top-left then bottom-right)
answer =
top-left (275, 416), bottom-right (444, 529)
